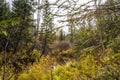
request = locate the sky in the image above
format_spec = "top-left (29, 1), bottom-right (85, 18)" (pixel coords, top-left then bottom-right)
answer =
top-left (35, 0), bottom-right (95, 33)
top-left (45, 0), bottom-right (106, 34)
top-left (7, 0), bottom-right (106, 34)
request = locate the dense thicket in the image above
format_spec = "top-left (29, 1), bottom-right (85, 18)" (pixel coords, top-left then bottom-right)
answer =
top-left (0, 0), bottom-right (120, 80)
top-left (0, 0), bottom-right (36, 79)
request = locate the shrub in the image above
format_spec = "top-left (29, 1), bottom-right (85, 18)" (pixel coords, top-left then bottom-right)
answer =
top-left (55, 41), bottom-right (71, 51)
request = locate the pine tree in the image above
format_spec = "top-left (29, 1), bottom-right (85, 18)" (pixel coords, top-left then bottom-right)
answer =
top-left (0, 0), bottom-right (10, 51)
top-left (0, 0), bottom-right (10, 21)
top-left (0, 1), bottom-right (11, 80)
top-left (0, 0), bottom-right (35, 79)
top-left (40, 0), bottom-right (54, 56)
top-left (59, 29), bottom-right (65, 41)
top-left (11, 0), bottom-right (34, 53)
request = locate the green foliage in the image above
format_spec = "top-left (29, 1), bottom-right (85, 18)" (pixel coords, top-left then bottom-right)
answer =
top-left (12, 49), bottom-right (120, 80)
top-left (75, 27), bottom-right (99, 51)
top-left (0, 0), bottom-right (10, 21)
top-left (17, 56), bottom-right (55, 80)
top-left (59, 29), bottom-right (65, 41)
top-left (39, 0), bottom-right (55, 56)
top-left (107, 35), bottom-right (120, 53)
top-left (0, 0), bottom-right (120, 80)
top-left (95, 52), bottom-right (120, 80)
top-left (0, 0), bottom-right (36, 79)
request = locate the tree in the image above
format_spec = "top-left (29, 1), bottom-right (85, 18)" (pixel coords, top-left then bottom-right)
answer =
top-left (0, 0), bottom-right (36, 79)
top-left (59, 29), bottom-right (65, 41)
top-left (11, 0), bottom-right (34, 53)
top-left (0, 0), bottom-right (10, 51)
top-left (39, 0), bottom-right (55, 56)
top-left (67, 13), bottom-right (75, 43)
top-left (95, 0), bottom-right (120, 52)
top-left (0, 0), bottom-right (12, 80)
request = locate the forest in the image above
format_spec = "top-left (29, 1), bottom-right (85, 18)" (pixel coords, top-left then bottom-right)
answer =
top-left (0, 0), bottom-right (120, 80)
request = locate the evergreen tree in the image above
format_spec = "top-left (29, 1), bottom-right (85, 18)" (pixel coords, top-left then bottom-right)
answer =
top-left (105, 0), bottom-right (120, 52)
top-left (0, 0), bottom-right (10, 21)
top-left (40, 0), bottom-right (54, 56)
top-left (11, 0), bottom-right (34, 53)
top-left (67, 14), bottom-right (75, 43)
top-left (0, 0), bottom-right (10, 51)
top-left (96, 0), bottom-right (120, 52)
top-left (0, 0), bottom-right (36, 79)
top-left (59, 29), bottom-right (65, 41)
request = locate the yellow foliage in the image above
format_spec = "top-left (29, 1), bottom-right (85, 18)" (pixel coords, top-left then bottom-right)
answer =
top-left (77, 54), bottom-right (98, 79)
